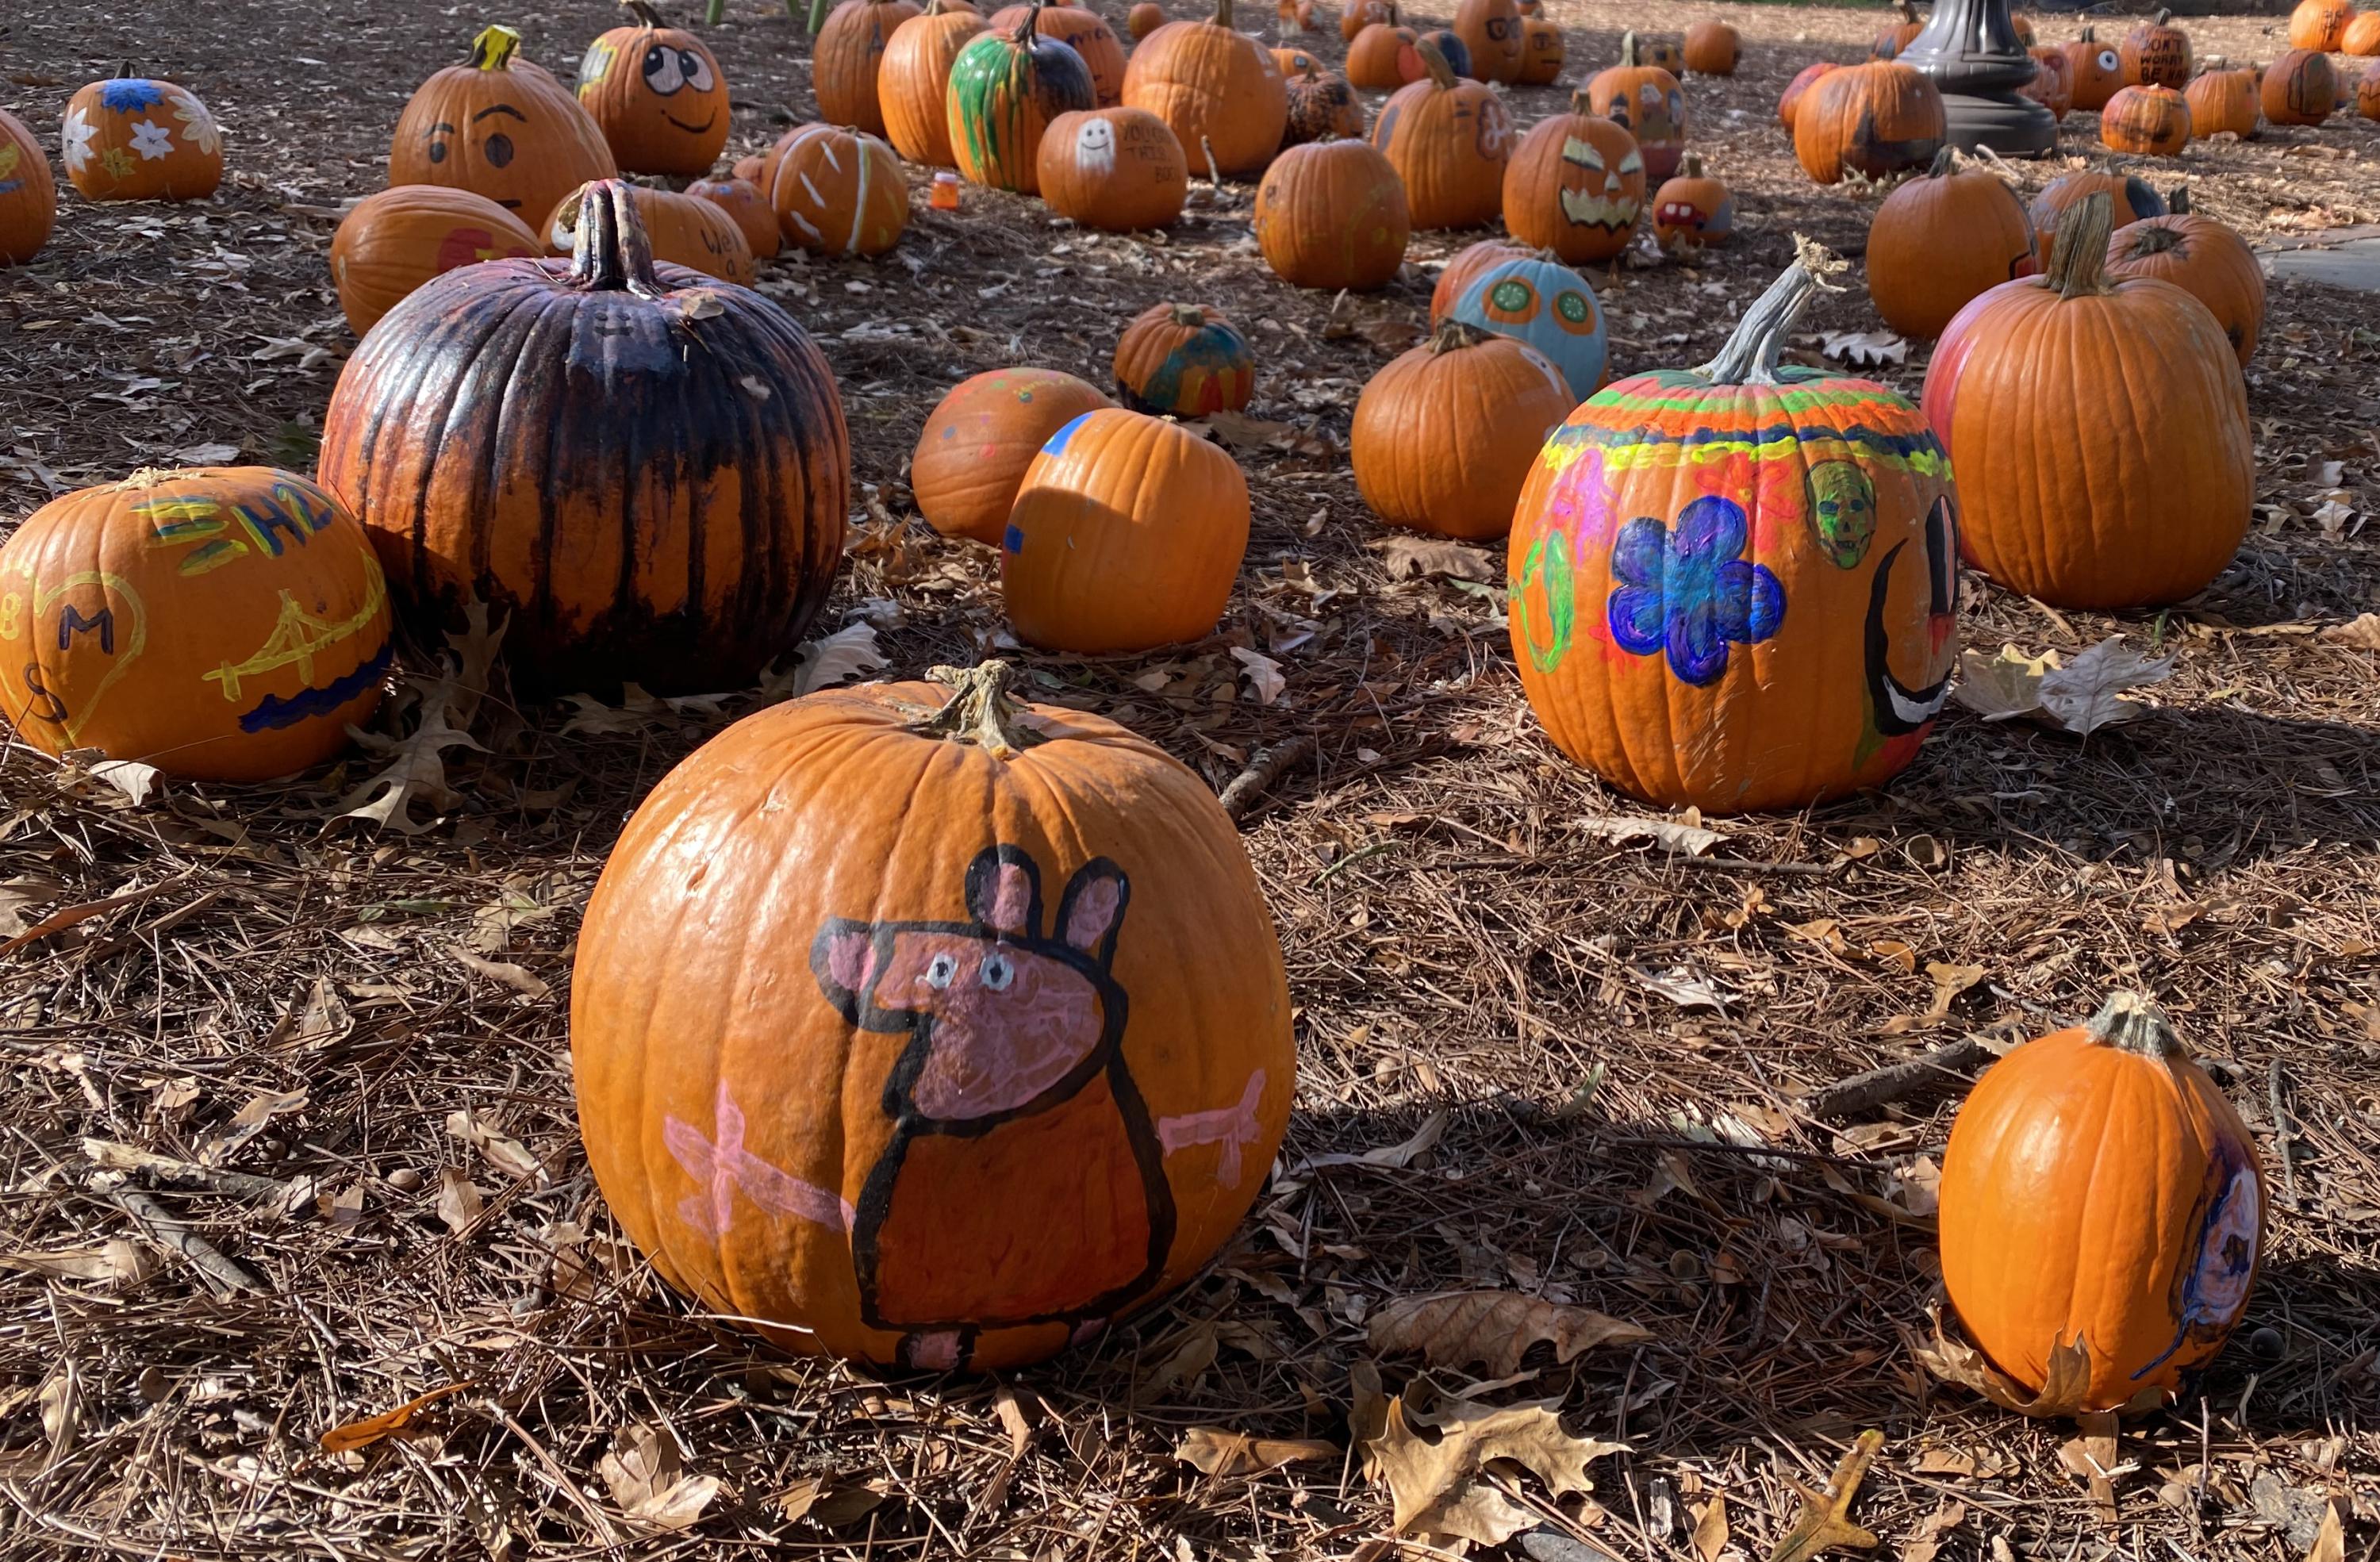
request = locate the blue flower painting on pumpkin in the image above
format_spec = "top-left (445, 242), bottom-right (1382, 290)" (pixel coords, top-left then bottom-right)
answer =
top-left (99, 79), bottom-right (167, 114)
top-left (1606, 495), bottom-right (1784, 685)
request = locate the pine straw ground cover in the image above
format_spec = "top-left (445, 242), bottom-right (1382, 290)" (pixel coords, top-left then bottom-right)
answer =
top-left (1, 0), bottom-right (2378, 1557)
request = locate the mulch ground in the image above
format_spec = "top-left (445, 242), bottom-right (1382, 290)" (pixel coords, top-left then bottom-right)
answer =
top-left (1, 1), bottom-right (2376, 1558)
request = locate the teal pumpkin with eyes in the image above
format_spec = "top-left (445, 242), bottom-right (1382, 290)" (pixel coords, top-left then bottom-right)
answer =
top-left (1448, 254), bottom-right (1606, 403)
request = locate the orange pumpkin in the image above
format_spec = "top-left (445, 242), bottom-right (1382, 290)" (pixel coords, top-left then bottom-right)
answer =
top-left (1353, 323), bottom-right (1572, 541)
top-left (1272, 46), bottom-right (1325, 76)
top-left (2030, 169), bottom-right (2163, 271)
top-left (547, 179), bottom-right (756, 282)
top-left (1375, 38), bottom-right (1513, 230)
top-left (1341, 0), bottom-right (1396, 42)
top-left (731, 150), bottom-right (766, 182)
top-left (913, 367), bottom-right (1115, 544)
top-left (1112, 301), bottom-right (1255, 416)
top-left (1649, 153), bottom-right (1733, 249)
top-left (2021, 47), bottom-right (2073, 120)
top-left (2360, 59), bottom-right (2380, 117)
top-left (2184, 62), bottom-right (2261, 137)
top-left (1453, 0), bottom-right (1525, 84)
top-left (1778, 61), bottom-right (1838, 131)
top-left (1792, 60), bottom-right (1944, 185)
top-left (1939, 993), bottom-right (2263, 1414)
top-left (1429, 237), bottom-right (1534, 323)
top-left (1635, 36), bottom-right (1687, 73)
top-left (2012, 13), bottom-right (2036, 45)
top-left (0, 467), bottom-right (390, 781)
top-left (1038, 107), bottom-right (1189, 230)
top-left (1120, 0), bottom-right (1287, 177)
top-left (1501, 93), bottom-right (1643, 264)
top-left (947, 4), bottom-right (1099, 193)
top-left (882, 1), bottom-right (990, 167)
top-left (768, 123), bottom-right (910, 258)
top-left (1921, 194), bottom-right (2251, 610)
top-left (1283, 63), bottom-right (1366, 144)
top-left (571, 660), bottom-right (1294, 1373)
top-left (1129, 2), bottom-right (1167, 40)
top-left (1866, 148), bottom-right (2036, 340)
top-left (2064, 29), bottom-right (2125, 111)
top-left (1516, 18), bottom-right (1565, 86)
top-left (1, 106), bottom-right (60, 263)
top-left (1586, 32), bottom-right (1687, 182)
top-left (317, 182), bottom-right (850, 697)
top-left (1346, 24), bottom-right (1419, 90)
top-left (2289, 0), bottom-right (2355, 51)
top-left (2101, 83), bottom-right (2191, 155)
top-left (61, 70), bottom-right (224, 202)
top-left (2105, 187), bottom-right (2264, 367)
top-left (331, 185), bottom-right (543, 336)
top-left (686, 175), bottom-right (783, 259)
top-left (990, 4), bottom-right (1128, 106)
top-left (1683, 21), bottom-right (1739, 75)
top-left (574, 2), bottom-right (730, 175)
top-left (1253, 136), bottom-right (1410, 290)
top-left (2344, 13), bottom-right (2380, 53)
top-left (1871, 0), bottom-right (1925, 59)
top-left (816, 0), bottom-right (926, 136)
top-left (2263, 48), bottom-right (2336, 125)
top-left (391, 26), bottom-right (617, 223)
top-left (1003, 409), bottom-right (1251, 651)
top-left (2121, 9), bottom-right (2192, 89)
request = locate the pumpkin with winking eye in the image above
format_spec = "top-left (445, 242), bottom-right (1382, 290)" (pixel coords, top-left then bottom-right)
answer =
top-left (576, 2), bottom-right (731, 177)
top-left (390, 25), bottom-right (619, 224)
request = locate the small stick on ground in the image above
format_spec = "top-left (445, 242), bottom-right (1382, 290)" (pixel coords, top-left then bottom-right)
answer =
top-left (1219, 735), bottom-right (1315, 820)
top-left (1804, 1035), bottom-right (1994, 1122)
top-left (2268, 1058), bottom-right (2301, 1210)
top-left (84, 1138), bottom-right (293, 1203)
top-left (109, 1188), bottom-right (267, 1295)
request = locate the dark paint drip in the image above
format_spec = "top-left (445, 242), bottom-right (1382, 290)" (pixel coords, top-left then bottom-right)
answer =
top-left (237, 640), bottom-right (395, 732)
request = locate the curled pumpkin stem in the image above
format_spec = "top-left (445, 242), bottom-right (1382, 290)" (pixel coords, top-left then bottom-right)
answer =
top-left (2084, 991), bottom-right (2184, 1057)
top-left (1691, 236), bottom-right (1842, 386)
top-left (916, 660), bottom-right (1046, 758)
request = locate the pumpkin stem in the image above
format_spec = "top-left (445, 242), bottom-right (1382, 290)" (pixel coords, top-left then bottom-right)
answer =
top-left (2079, 24), bottom-right (2095, 42)
top-left (1169, 303), bottom-right (1207, 328)
top-left (116, 60), bottom-right (137, 80)
top-left (1427, 318), bottom-right (1487, 354)
top-left (566, 180), bottom-right (670, 299)
top-left (622, 0), bottom-right (666, 26)
top-left (2167, 185), bottom-right (2192, 214)
top-left (1568, 87), bottom-right (1592, 117)
top-left (1678, 152), bottom-right (1705, 181)
top-left (2152, 7), bottom-right (2171, 24)
top-left (1015, 0), bottom-right (1045, 43)
top-left (2083, 991), bottom-right (2185, 1057)
top-left (1416, 35), bottom-right (1457, 90)
top-left (1618, 29), bottom-right (1640, 67)
top-left (1692, 235), bottom-right (1845, 386)
top-left (469, 24), bottom-right (524, 70)
top-left (2047, 192), bottom-right (2116, 299)
top-left (1925, 144), bottom-right (1956, 178)
top-left (1897, 0), bottom-right (1917, 19)
top-left (913, 660), bottom-right (1047, 758)
top-left (1215, 0), bottom-right (1234, 29)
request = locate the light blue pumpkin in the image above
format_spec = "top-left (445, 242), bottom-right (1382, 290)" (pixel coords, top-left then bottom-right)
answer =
top-left (1448, 255), bottom-right (1606, 403)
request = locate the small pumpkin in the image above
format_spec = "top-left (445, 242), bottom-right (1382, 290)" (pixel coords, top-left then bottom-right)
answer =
top-left (1415, 29), bottom-right (1476, 79)
top-left (1272, 46), bottom-right (1325, 76)
top-left (2030, 169), bottom-right (2163, 270)
top-left (1922, 194), bottom-right (2251, 610)
top-left (768, 123), bottom-right (909, 258)
top-left (332, 185), bottom-right (543, 336)
top-left (2120, 8), bottom-right (2192, 90)
top-left (1129, 2), bottom-right (1166, 40)
top-left (1587, 32), bottom-right (1687, 182)
top-left (1445, 250), bottom-right (1606, 402)
top-left (1507, 244), bottom-right (1961, 812)
top-left (2105, 186), bottom-right (2264, 367)
top-left (947, 3), bottom-right (1099, 193)
top-left (2100, 83), bottom-right (2191, 155)
top-left (547, 179), bottom-right (756, 281)
top-left (2360, 60), bottom-right (2380, 117)
top-left (2345, 13), bottom-right (2380, 53)
top-left (1, 107), bottom-right (61, 263)
top-left (2184, 61), bottom-right (2261, 138)
top-left (1429, 237), bottom-right (1534, 324)
top-left (1341, 0), bottom-right (1396, 42)
top-left (989, 3), bottom-right (1128, 106)
top-left (2262, 48), bottom-right (2336, 125)
top-left (2012, 13), bottom-right (2036, 45)
top-left (1253, 136), bottom-right (1408, 290)
top-left (576, 1), bottom-right (730, 175)
top-left (1938, 993), bottom-right (2263, 1414)
top-left (2289, 0), bottom-right (2355, 52)
top-left (1113, 302), bottom-right (1255, 416)
top-left (816, 0), bottom-right (927, 135)
top-left (1501, 93), bottom-right (1643, 265)
top-left (61, 68), bottom-right (225, 202)
top-left (1866, 148), bottom-right (2036, 341)
top-left (686, 175), bottom-right (783, 259)
top-left (1353, 321), bottom-right (1572, 541)
top-left (1650, 153), bottom-right (1733, 249)
top-left (913, 367), bottom-right (1115, 544)
top-left (731, 150), bottom-right (767, 182)
top-left (1516, 18), bottom-right (1565, 86)
top-left (1038, 106), bottom-right (1189, 230)
top-left (1347, 25), bottom-right (1418, 90)
top-left (1683, 21), bottom-right (1739, 76)
top-left (882, 1), bottom-right (991, 167)
top-left (2021, 47), bottom-right (2073, 120)
top-left (1283, 63), bottom-right (1365, 145)
top-left (0, 467), bottom-right (390, 781)
top-left (317, 182), bottom-right (850, 697)
top-left (1372, 39), bottom-right (1514, 231)
top-left (390, 26), bottom-right (617, 222)
top-left (1793, 60), bottom-right (1944, 185)
top-left (1453, 0), bottom-right (1526, 84)
top-left (571, 660), bottom-right (1294, 1372)
top-left (1119, 0), bottom-right (1288, 178)
top-left (1871, 0), bottom-right (1925, 60)
top-left (1635, 36), bottom-right (1686, 73)
top-left (2064, 29), bottom-right (2125, 112)
top-left (1003, 410), bottom-right (1251, 651)
top-left (1778, 62), bottom-right (1838, 131)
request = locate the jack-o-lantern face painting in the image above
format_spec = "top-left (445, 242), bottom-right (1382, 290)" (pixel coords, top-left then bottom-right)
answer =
top-left (1557, 126), bottom-right (1643, 236)
top-left (390, 25), bottom-right (620, 221)
top-left (577, 2), bottom-right (731, 177)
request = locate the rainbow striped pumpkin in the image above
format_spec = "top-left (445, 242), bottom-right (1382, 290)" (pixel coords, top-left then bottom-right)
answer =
top-left (1506, 247), bottom-right (1960, 813)
top-left (1445, 252), bottom-right (1606, 403)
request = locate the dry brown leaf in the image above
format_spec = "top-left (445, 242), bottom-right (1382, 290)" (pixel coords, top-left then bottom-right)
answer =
top-left (0, 1240), bottom-right (155, 1287)
top-left (2306, 1499), bottom-right (2347, 1562)
top-left (597, 1424), bottom-right (724, 1532)
top-left (1138, 1320), bottom-right (1219, 1400)
top-left (1913, 1303), bottom-right (2167, 1418)
top-left (779, 1475), bottom-right (889, 1526)
top-left (1897, 1499), bottom-right (1965, 1562)
top-left (319, 1382), bottom-right (476, 1453)
top-left (435, 1168), bottom-right (484, 1235)
top-left (1372, 535), bottom-right (1499, 583)
top-left (445, 1109), bottom-right (542, 1183)
top-left (1367, 1291), bottom-right (1654, 1378)
top-left (1579, 813), bottom-right (1723, 858)
top-left (1368, 1393), bottom-right (1626, 1548)
top-left (449, 945), bottom-right (551, 1000)
top-left (1176, 1427), bottom-right (1341, 1477)
top-left (1692, 1492), bottom-right (1731, 1562)
top-left (201, 1087), bottom-right (308, 1166)
top-left (1952, 638), bottom-right (2172, 737)
top-left (2319, 612), bottom-right (2380, 649)
top-left (1293, 1109), bottom-right (1448, 1172)
top-left (338, 698), bottom-right (486, 835)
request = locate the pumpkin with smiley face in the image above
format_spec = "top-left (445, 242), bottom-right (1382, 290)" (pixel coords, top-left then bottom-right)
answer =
top-left (391, 25), bottom-right (618, 225)
top-left (1587, 33), bottom-right (1687, 182)
top-left (578, 2), bottom-right (731, 177)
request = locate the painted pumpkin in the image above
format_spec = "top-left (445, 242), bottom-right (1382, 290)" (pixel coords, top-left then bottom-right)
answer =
top-left (2121, 9), bottom-right (2192, 90)
top-left (1283, 63), bottom-right (1365, 145)
top-left (817, 0), bottom-right (927, 136)
top-left (686, 175), bottom-right (783, 259)
top-left (0, 467), bottom-right (389, 781)
top-left (1112, 302), bottom-right (1255, 416)
top-left (331, 185), bottom-right (543, 336)
top-left (882, 1), bottom-right (990, 167)
top-left (1129, 2), bottom-right (1167, 40)
top-left (575, 2), bottom-right (729, 175)
top-left (60, 70), bottom-right (223, 202)
top-left (1866, 148), bottom-right (2036, 341)
top-left (2185, 62), bottom-right (2261, 138)
top-left (1871, 1), bottom-right (1925, 59)
top-left (0, 106), bottom-right (58, 263)
top-left (1778, 62), bottom-right (1838, 132)
top-left (990, 4), bottom-right (1127, 106)
top-left (1373, 39), bottom-right (1514, 231)
top-left (2030, 170), bottom-right (2163, 270)
top-left (1586, 33), bottom-right (1686, 182)
top-left (1253, 136), bottom-right (1410, 290)
top-left (2064, 29), bottom-right (2125, 112)
top-left (1353, 323), bottom-right (1572, 540)
top-left (1120, 0), bottom-right (1288, 178)
top-left (2345, 13), bottom-right (2380, 53)
top-left (1342, 0), bottom-right (1397, 42)
top-left (1038, 107), bottom-right (1188, 230)
top-left (1794, 61), bottom-right (1944, 185)
top-left (1501, 94), bottom-right (1643, 265)
top-left (1453, 0), bottom-right (1526, 84)
top-left (316, 182), bottom-right (849, 697)
top-left (1347, 25), bottom-right (1421, 90)
top-left (547, 179), bottom-right (755, 282)
top-left (1922, 194), bottom-right (2251, 610)
top-left (948, 4), bottom-right (1099, 193)
top-left (571, 660), bottom-right (1294, 1372)
top-left (2263, 48), bottom-right (2336, 125)
top-left (1003, 410), bottom-right (1251, 651)
top-left (1446, 251), bottom-right (1606, 403)
top-left (1272, 46), bottom-right (1326, 77)
top-left (1507, 245), bottom-right (1960, 813)
top-left (391, 26), bottom-right (616, 224)
top-left (1683, 21), bottom-right (1740, 76)
top-left (1517, 18), bottom-right (1565, 86)
top-left (1636, 36), bottom-right (1687, 73)
top-left (913, 367), bottom-right (1115, 545)
top-left (2101, 83), bottom-right (2191, 155)
top-left (2105, 187), bottom-right (2264, 368)
top-left (2021, 47), bottom-right (2073, 120)
top-left (767, 123), bottom-right (909, 258)
top-left (2289, 0), bottom-right (2355, 52)
top-left (1650, 154), bottom-right (1733, 249)
top-left (1430, 237), bottom-right (1534, 324)
top-left (1939, 993), bottom-right (2263, 1413)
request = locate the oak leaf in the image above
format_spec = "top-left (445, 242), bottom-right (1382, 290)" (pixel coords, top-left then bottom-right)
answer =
top-left (1368, 1393), bottom-right (1626, 1548)
top-left (1368, 1291), bottom-right (1653, 1378)
top-left (1176, 1427), bottom-right (1340, 1477)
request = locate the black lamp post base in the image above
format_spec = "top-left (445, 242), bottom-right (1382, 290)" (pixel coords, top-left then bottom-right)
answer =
top-left (1940, 90), bottom-right (2059, 157)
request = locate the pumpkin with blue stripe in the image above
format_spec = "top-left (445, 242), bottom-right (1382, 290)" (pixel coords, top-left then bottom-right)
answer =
top-left (1446, 252), bottom-right (1606, 403)
top-left (1112, 302), bottom-right (1254, 416)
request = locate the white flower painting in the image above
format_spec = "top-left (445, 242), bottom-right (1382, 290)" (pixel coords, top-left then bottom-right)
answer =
top-left (172, 94), bottom-right (220, 157)
top-left (129, 120), bottom-right (176, 160)
top-left (62, 105), bottom-right (96, 174)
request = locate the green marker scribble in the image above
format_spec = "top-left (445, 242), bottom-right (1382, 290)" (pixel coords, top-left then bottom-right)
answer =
top-left (1516, 531), bottom-right (1576, 674)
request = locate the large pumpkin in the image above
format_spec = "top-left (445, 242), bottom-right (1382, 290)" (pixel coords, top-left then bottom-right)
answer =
top-left (817, 0), bottom-right (926, 136)
top-left (391, 26), bottom-right (616, 223)
top-left (1429, 237), bottom-right (1534, 324)
top-left (2183, 61), bottom-right (2259, 137)
top-left (1353, 323), bottom-right (1572, 540)
top-left (331, 185), bottom-right (543, 336)
top-left (1507, 244), bottom-right (1961, 813)
top-left (0, 467), bottom-right (389, 781)
top-left (2105, 187), bottom-right (2264, 367)
top-left (1793, 60), bottom-right (1944, 185)
top-left (2121, 9), bottom-right (2192, 90)
top-left (1002, 410), bottom-right (1251, 651)
top-left (2030, 170), bottom-right (2163, 270)
top-left (1120, 0), bottom-right (1287, 178)
top-left (61, 70), bottom-right (223, 202)
top-left (1112, 302), bottom-right (1255, 416)
top-left (2021, 47), bottom-right (2073, 120)
top-left (686, 175), bottom-right (783, 260)
top-left (570, 660), bottom-right (1294, 1372)
top-left (768, 123), bottom-right (910, 258)
top-left (1453, 0), bottom-right (1526, 84)
top-left (1, 107), bottom-right (57, 263)
top-left (1778, 62), bottom-right (1838, 131)
top-left (1283, 63), bottom-right (1365, 145)
top-left (882, 2), bottom-right (990, 166)
top-left (1253, 136), bottom-right (1410, 291)
top-left (316, 182), bottom-right (849, 697)
top-left (1866, 149), bottom-right (2036, 341)
top-left (1516, 17), bottom-right (1565, 86)
top-left (1587, 33), bottom-right (1686, 182)
top-left (1939, 993), bottom-right (2262, 1413)
top-left (989, 4), bottom-right (1127, 106)
top-left (547, 179), bottom-right (756, 282)
top-left (1372, 39), bottom-right (1513, 231)
top-left (1921, 194), bottom-right (2251, 610)
top-left (1501, 93), bottom-right (1643, 265)
top-left (948, 3), bottom-right (1099, 193)
top-left (2100, 83), bottom-right (2191, 155)
top-left (1347, 24), bottom-right (1420, 90)
top-left (2263, 48), bottom-right (2336, 125)
top-left (914, 367), bottom-right (1114, 545)
top-left (2289, 0), bottom-right (2355, 52)
top-left (1650, 155), bottom-right (1733, 249)
top-left (1038, 107), bottom-right (1188, 230)
top-left (1445, 251), bottom-right (1606, 405)
top-left (575, 2), bottom-right (730, 175)
top-left (2064, 29), bottom-right (2125, 111)
top-left (1683, 21), bottom-right (1740, 75)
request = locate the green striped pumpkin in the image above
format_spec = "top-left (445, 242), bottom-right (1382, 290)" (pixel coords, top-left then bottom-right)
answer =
top-left (944, 2), bottom-right (1096, 194)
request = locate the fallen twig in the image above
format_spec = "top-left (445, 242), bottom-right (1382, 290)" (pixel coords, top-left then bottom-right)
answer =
top-left (2268, 1058), bottom-right (2300, 1210)
top-left (108, 1188), bottom-right (268, 1295)
top-left (1804, 1034), bottom-right (1998, 1122)
top-left (1219, 735), bottom-right (1315, 820)
top-left (83, 1138), bottom-right (294, 1204)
